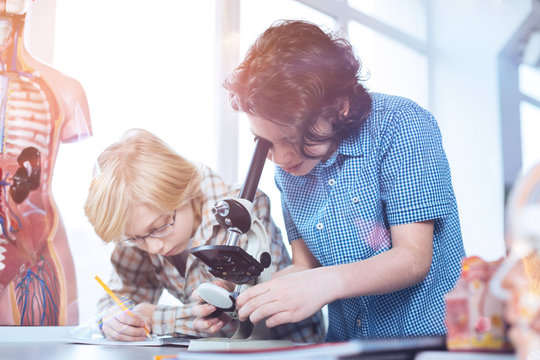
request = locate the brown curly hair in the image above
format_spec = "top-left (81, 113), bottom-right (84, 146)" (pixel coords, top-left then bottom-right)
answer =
top-left (224, 20), bottom-right (372, 159)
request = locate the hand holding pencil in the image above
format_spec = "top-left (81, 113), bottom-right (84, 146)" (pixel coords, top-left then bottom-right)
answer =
top-left (95, 275), bottom-right (153, 341)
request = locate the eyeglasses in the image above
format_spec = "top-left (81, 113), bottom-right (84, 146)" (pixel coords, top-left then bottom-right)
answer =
top-left (121, 210), bottom-right (176, 247)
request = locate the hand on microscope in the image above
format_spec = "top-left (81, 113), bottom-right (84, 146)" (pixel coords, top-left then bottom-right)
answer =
top-left (191, 279), bottom-right (235, 334)
top-left (235, 239), bottom-right (330, 328)
top-left (235, 267), bottom-right (332, 328)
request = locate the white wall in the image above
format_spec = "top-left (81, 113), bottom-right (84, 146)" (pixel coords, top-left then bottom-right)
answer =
top-left (429, 0), bottom-right (531, 260)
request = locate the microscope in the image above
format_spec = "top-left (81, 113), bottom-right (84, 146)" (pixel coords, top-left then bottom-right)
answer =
top-left (188, 138), bottom-right (293, 351)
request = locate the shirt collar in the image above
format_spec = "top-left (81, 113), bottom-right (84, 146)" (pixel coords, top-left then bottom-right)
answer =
top-left (315, 125), bottom-right (366, 172)
top-left (338, 125), bottom-right (365, 158)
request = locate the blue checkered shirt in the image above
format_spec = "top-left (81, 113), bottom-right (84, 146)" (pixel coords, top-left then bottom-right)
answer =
top-left (275, 93), bottom-right (465, 341)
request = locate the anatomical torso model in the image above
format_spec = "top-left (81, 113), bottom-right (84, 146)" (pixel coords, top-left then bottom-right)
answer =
top-left (0, 0), bottom-right (91, 325)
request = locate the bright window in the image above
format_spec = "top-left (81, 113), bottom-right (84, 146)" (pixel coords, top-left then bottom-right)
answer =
top-left (518, 63), bottom-right (540, 176)
top-left (520, 101), bottom-right (540, 173)
top-left (53, 0), bottom-right (218, 322)
top-left (348, 0), bottom-right (427, 41)
top-left (348, 21), bottom-right (428, 109)
top-left (519, 63), bottom-right (540, 101)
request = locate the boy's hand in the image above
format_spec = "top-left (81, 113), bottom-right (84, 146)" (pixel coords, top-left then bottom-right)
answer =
top-left (100, 301), bottom-right (154, 341)
top-left (236, 268), bottom-right (331, 328)
top-left (191, 280), bottom-right (234, 334)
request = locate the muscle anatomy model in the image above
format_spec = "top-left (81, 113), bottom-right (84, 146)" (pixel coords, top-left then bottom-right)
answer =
top-left (0, 0), bottom-right (91, 325)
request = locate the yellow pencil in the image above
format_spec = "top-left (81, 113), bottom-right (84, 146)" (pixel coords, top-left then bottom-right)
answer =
top-left (94, 275), bottom-right (152, 339)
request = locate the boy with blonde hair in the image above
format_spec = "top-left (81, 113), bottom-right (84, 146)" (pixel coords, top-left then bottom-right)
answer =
top-left (84, 128), bottom-right (323, 342)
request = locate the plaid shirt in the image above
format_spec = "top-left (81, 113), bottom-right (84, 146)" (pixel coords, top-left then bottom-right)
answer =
top-left (276, 93), bottom-right (465, 341)
top-left (97, 165), bottom-right (323, 342)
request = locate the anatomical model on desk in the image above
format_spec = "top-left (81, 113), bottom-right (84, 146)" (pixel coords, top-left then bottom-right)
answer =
top-left (490, 162), bottom-right (540, 360)
top-left (189, 138), bottom-right (293, 351)
top-left (446, 162), bottom-right (540, 359)
top-left (0, 0), bottom-right (91, 325)
top-left (444, 255), bottom-right (512, 352)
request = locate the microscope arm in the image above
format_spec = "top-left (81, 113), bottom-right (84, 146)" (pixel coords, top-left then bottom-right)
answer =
top-left (190, 138), bottom-right (272, 284)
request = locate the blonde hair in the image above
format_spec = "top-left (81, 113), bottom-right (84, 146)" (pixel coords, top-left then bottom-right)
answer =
top-left (84, 128), bottom-right (202, 243)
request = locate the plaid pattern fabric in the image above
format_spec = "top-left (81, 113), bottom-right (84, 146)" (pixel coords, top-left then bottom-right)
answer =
top-left (97, 165), bottom-right (324, 342)
top-left (275, 93), bottom-right (465, 341)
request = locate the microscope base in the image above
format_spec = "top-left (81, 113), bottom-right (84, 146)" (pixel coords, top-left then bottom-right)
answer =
top-left (188, 338), bottom-right (293, 352)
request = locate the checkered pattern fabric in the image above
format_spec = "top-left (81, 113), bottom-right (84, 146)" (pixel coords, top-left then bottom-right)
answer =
top-left (275, 93), bottom-right (465, 341)
top-left (97, 165), bottom-right (324, 343)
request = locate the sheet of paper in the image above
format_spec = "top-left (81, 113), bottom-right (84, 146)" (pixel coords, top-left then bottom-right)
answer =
top-left (61, 326), bottom-right (192, 347)
top-left (63, 333), bottom-right (163, 346)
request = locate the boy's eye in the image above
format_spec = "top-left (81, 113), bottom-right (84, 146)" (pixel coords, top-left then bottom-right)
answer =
top-left (253, 135), bottom-right (275, 148)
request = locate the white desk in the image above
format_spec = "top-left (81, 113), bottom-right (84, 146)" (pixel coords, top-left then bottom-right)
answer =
top-left (416, 351), bottom-right (516, 360)
top-left (0, 327), bottom-right (519, 360)
top-left (0, 326), bottom-right (185, 360)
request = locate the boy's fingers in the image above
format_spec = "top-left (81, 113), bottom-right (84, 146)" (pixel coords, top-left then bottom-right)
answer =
top-left (191, 289), bottom-right (201, 301)
top-left (102, 320), bottom-right (148, 341)
top-left (193, 317), bottom-right (220, 332)
top-left (192, 303), bottom-right (217, 317)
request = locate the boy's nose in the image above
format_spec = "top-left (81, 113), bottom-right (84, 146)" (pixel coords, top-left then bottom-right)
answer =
top-left (144, 237), bottom-right (164, 255)
top-left (269, 144), bottom-right (293, 167)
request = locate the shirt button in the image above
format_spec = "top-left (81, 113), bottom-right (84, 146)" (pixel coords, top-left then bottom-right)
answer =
top-left (352, 197), bottom-right (359, 203)
top-left (316, 223), bottom-right (324, 230)
top-left (328, 179), bottom-right (336, 186)
top-left (356, 319), bottom-right (361, 327)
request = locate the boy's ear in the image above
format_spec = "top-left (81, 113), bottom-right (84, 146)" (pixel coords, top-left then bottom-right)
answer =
top-left (339, 98), bottom-right (350, 117)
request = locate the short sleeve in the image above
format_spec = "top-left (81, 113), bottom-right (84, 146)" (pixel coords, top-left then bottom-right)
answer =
top-left (379, 104), bottom-right (452, 226)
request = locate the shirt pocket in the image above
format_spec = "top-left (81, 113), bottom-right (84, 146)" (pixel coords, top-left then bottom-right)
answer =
top-left (345, 179), bottom-right (391, 258)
